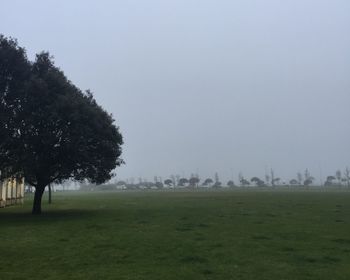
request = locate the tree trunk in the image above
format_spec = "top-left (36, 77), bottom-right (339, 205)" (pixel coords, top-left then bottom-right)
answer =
top-left (48, 184), bottom-right (52, 204)
top-left (32, 185), bottom-right (46, 215)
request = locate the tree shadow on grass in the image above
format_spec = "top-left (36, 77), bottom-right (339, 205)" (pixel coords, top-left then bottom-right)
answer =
top-left (0, 209), bottom-right (97, 225)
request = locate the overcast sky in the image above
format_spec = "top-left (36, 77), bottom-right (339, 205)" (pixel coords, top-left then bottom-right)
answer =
top-left (1, 0), bottom-right (349, 183)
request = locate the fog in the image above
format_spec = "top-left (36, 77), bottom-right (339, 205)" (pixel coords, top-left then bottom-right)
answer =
top-left (1, 0), bottom-right (349, 183)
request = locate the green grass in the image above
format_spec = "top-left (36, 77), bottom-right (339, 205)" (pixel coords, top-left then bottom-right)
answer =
top-left (1, 189), bottom-right (350, 279)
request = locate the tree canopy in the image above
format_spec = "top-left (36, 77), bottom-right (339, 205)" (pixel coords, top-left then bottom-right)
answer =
top-left (189, 177), bottom-right (200, 187)
top-left (251, 177), bottom-right (265, 187)
top-left (203, 178), bottom-right (213, 186)
top-left (164, 179), bottom-right (173, 187)
top-left (227, 180), bottom-right (235, 187)
top-left (0, 35), bottom-right (123, 214)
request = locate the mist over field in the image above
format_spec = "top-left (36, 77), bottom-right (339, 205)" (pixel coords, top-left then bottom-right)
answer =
top-left (2, 2), bottom-right (350, 279)
top-left (1, 0), bottom-right (349, 183)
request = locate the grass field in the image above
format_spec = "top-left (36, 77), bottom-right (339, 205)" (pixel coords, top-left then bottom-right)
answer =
top-left (1, 189), bottom-right (350, 280)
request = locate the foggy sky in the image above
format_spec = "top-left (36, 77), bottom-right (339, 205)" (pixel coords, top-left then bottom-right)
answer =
top-left (1, 0), bottom-right (349, 183)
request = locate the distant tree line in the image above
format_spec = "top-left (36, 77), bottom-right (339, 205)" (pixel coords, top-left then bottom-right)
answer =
top-left (78, 167), bottom-right (350, 191)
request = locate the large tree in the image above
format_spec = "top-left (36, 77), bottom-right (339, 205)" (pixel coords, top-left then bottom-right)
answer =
top-left (0, 35), bottom-right (123, 214)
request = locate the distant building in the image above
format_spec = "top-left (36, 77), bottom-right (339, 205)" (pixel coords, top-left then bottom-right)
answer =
top-left (0, 177), bottom-right (25, 208)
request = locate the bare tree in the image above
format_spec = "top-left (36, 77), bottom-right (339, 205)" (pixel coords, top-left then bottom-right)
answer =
top-left (335, 170), bottom-right (342, 186)
top-left (189, 177), bottom-right (200, 188)
top-left (304, 169), bottom-right (311, 181)
top-left (297, 172), bottom-right (303, 185)
top-left (272, 177), bottom-right (281, 186)
top-left (344, 168), bottom-right (350, 188)
top-left (175, 175), bottom-right (180, 187)
top-left (270, 169), bottom-right (275, 187)
top-left (212, 173), bottom-right (221, 188)
top-left (265, 173), bottom-right (271, 186)
top-left (170, 175), bottom-right (176, 189)
top-left (214, 172), bottom-right (220, 184)
top-left (238, 172), bottom-right (244, 186)
top-left (303, 169), bottom-right (314, 187)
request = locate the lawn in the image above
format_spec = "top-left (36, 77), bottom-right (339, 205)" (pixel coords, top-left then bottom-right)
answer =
top-left (0, 189), bottom-right (350, 279)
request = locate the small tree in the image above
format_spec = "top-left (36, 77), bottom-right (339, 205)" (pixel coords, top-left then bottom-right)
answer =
top-left (324, 176), bottom-right (335, 187)
top-left (116, 181), bottom-right (126, 187)
top-left (251, 177), bottom-right (265, 187)
top-left (178, 178), bottom-right (188, 187)
top-left (344, 168), bottom-right (350, 188)
top-left (304, 177), bottom-right (314, 187)
top-left (214, 172), bottom-right (220, 184)
top-left (203, 178), bottom-right (213, 186)
top-left (270, 169), bottom-right (275, 187)
top-left (189, 177), bottom-right (200, 188)
top-left (304, 169), bottom-right (311, 180)
top-left (175, 175), bottom-right (180, 186)
top-left (272, 177), bottom-right (281, 186)
top-left (239, 172), bottom-right (250, 186)
top-left (240, 178), bottom-right (250, 187)
top-left (335, 170), bottom-right (342, 186)
top-left (164, 179), bottom-right (173, 187)
top-left (155, 182), bottom-right (164, 189)
top-left (289, 179), bottom-right (299, 186)
top-left (297, 172), bottom-right (303, 185)
top-left (303, 169), bottom-right (314, 187)
top-left (170, 175), bottom-right (176, 188)
top-left (227, 180), bottom-right (235, 187)
top-left (265, 173), bottom-right (270, 186)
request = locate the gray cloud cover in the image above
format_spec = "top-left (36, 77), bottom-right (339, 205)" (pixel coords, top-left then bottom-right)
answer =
top-left (1, 0), bottom-right (349, 183)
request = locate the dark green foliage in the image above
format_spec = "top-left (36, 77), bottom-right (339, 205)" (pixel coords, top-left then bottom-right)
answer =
top-left (251, 177), bottom-right (266, 187)
top-left (213, 181), bottom-right (222, 188)
top-left (304, 178), bottom-right (315, 186)
top-left (0, 35), bottom-right (123, 213)
top-left (325, 176), bottom-right (336, 186)
top-left (240, 178), bottom-right (250, 186)
top-left (189, 177), bottom-right (200, 187)
top-left (227, 180), bottom-right (235, 187)
top-left (303, 169), bottom-right (314, 186)
top-left (0, 35), bottom-right (31, 178)
top-left (203, 178), bottom-right (213, 186)
top-left (164, 179), bottom-right (173, 187)
top-left (327, 176), bottom-right (336, 182)
top-left (289, 179), bottom-right (299, 185)
top-left (178, 178), bottom-right (188, 186)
